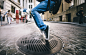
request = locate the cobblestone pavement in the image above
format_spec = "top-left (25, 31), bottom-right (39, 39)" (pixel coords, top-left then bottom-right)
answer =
top-left (0, 22), bottom-right (86, 55)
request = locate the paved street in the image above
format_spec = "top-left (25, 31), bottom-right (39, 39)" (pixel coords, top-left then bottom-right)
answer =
top-left (0, 21), bottom-right (86, 55)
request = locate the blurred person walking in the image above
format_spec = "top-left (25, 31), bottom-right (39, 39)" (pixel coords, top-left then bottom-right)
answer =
top-left (4, 10), bottom-right (9, 23)
top-left (77, 7), bottom-right (84, 24)
top-left (0, 5), bottom-right (3, 26)
top-left (7, 10), bottom-right (12, 24)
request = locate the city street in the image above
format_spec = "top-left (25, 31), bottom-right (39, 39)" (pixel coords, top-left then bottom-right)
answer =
top-left (0, 21), bottom-right (86, 55)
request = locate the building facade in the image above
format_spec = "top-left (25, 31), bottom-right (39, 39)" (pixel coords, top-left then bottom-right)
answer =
top-left (0, 0), bottom-right (37, 22)
top-left (19, 0), bottom-right (36, 21)
top-left (44, 0), bottom-right (86, 22)
top-left (28, 0), bottom-right (36, 21)
top-left (0, 0), bottom-right (21, 21)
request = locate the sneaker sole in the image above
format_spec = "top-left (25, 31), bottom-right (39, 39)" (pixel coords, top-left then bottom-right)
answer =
top-left (46, 25), bottom-right (50, 40)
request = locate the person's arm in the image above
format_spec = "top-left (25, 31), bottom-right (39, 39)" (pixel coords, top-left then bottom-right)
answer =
top-left (4, 12), bottom-right (8, 15)
top-left (3, 12), bottom-right (8, 17)
top-left (82, 12), bottom-right (84, 16)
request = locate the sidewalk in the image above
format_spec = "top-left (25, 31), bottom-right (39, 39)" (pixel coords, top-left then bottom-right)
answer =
top-left (0, 21), bottom-right (8, 26)
top-left (0, 20), bottom-right (33, 26)
top-left (48, 21), bottom-right (86, 27)
top-left (0, 21), bottom-right (22, 26)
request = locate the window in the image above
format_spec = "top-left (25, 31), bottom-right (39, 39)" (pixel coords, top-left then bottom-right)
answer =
top-left (62, 3), bottom-right (63, 12)
top-left (31, 5), bottom-right (32, 9)
top-left (23, 0), bottom-right (24, 7)
top-left (29, 5), bottom-right (30, 8)
top-left (19, 11), bottom-right (21, 15)
top-left (31, 0), bottom-right (32, 3)
top-left (11, 6), bottom-right (15, 13)
top-left (0, 1), bottom-right (4, 9)
top-left (29, 0), bottom-right (30, 2)
top-left (18, 0), bottom-right (20, 3)
top-left (2, 1), bottom-right (4, 9)
top-left (29, 0), bottom-right (32, 3)
top-left (29, 5), bottom-right (33, 9)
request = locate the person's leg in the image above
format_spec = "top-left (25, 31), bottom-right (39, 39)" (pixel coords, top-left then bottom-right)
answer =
top-left (7, 17), bottom-right (9, 23)
top-left (1, 16), bottom-right (3, 26)
top-left (31, 1), bottom-right (55, 40)
top-left (8, 17), bottom-right (10, 24)
top-left (31, 1), bottom-right (55, 31)
top-left (10, 17), bottom-right (11, 24)
top-left (79, 17), bottom-right (82, 24)
top-left (23, 19), bottom-right (24, 23)
top-left (81, 17), bottom-right (84, 24)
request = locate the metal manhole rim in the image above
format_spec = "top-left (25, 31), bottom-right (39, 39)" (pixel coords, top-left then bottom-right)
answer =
top-left (16, 33), bottom-right (63, 55)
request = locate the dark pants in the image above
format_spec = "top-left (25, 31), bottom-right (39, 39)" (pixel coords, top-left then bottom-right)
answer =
top-left (0, 16), bottom-right (3, 25)
top-left (79, 16), bottom-right (83, 24)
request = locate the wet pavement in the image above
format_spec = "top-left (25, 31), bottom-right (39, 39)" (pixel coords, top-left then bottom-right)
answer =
top-left (0, 21), bottom-right (86, 55)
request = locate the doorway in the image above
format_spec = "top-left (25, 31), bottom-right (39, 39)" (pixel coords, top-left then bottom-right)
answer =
top-left (66, 13), bottom-right (71, 22)
top-left (59, 16), bottom-right (62, 21)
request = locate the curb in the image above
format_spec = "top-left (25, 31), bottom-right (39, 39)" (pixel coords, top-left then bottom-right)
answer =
top-left (47, 21), bottom-right (86, 27)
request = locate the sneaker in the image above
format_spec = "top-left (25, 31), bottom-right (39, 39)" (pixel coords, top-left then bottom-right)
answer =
top-left (44, 25), bottom-right (49, 40)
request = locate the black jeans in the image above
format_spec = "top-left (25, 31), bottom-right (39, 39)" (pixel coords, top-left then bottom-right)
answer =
top-left (79, 16), bottom-right (84, 24)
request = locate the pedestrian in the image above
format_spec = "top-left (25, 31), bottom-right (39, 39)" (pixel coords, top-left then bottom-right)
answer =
top-left (21, 15), bottom-right (23, 22)
top-left (3, 10), bottom-right (9, 23)
top-left (77, 7), bottom-right (84, 24)
top-left (0, 5), bottom-right (3, 26)
top-left (30, 0), bottom-right (72, 40)
top-left (23, 15), bottom-right (25, 23)
top-left (7, 10), bottom-right (12, 24)
top-left (25, 15), bottom-right (28, 23)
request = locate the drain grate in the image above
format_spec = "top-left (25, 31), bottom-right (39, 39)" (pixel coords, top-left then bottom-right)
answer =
top-left (21, 39), bottom-right (58, 52)
top-left (17, 33), bottom-right (63, 55)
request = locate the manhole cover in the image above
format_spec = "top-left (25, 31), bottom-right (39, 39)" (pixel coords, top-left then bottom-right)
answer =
top-left (16, 33), bottom-right (63, 55)
top-left (0, 50), bottom-right (6, 55)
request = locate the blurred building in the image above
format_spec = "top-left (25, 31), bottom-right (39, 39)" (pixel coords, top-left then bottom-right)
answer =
top-left (19, 0), bottom-right (36, 21)
top-left (0, 0), bottom-right (37, 22)
top-left (0, 0), bottom-right (21, 22)
top-left (44, 0), bottom-right (86, 22)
